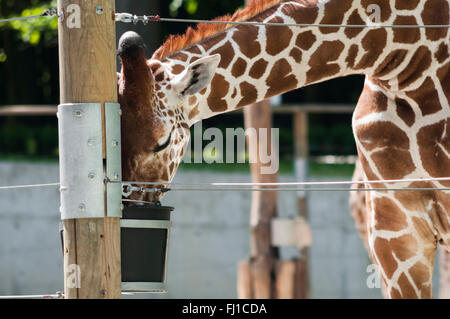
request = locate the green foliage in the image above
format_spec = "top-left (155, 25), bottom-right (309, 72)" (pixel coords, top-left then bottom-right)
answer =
top-left (170, 0), bottom-right (200, 16)
top-left (0, 0), bottom-right (57, 46)
top-left (0, 118), bottom-right (59, 159)
top-left (169, 0), bottom-right (198, 16)
top-left (0, 48), bottom-right (6, 62)
top-left (168, 0), bottom-right (244, 18)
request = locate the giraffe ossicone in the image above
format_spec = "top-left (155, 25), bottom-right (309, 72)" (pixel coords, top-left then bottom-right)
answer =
top-left (118, 0), bottom-right (450, 298)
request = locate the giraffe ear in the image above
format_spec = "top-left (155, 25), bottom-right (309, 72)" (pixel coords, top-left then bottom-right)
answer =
top-left (172, 54), bottom-right (221, 97)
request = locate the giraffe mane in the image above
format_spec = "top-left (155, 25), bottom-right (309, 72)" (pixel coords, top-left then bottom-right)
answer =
top-left (152, 0), bottom-right (286, 60)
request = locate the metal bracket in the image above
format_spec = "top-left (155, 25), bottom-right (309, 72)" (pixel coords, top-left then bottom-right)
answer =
top-left (58, 103), bottom-right (122, 220)
top-left (105, 102), bottom-right (122, 218)
top-left (271, 217), bottom-right (312, 249)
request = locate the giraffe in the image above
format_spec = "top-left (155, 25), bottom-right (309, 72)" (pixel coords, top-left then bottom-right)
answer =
top-left (350, 161), bottom-right (450, 298)
top-left (117, 0), bottom-right (450, 298)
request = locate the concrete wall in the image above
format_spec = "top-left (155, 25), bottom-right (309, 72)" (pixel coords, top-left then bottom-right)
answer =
top-left (0, 162), bottom-right (440, 298)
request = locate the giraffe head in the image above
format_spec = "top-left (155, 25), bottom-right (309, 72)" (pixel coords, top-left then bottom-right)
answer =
top-left (117, 31), bottom-right (220, 201)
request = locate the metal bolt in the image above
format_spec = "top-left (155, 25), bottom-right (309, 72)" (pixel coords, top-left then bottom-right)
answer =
top-left (74, 110), bottom-right (83, 118)
top-left (100, 289), bottom-right (107, 297)
top-left (78, 203), bottom-right (86, 212)
top-left (96, 5), bottom-right (104, 15)
top-left (112, 173), bottom-right (119, 180)
top-left (118, 108), bottom-right (122, 116)
top-left (120, 204), bottom-right (124, 211)
top-left (87, 138), bottom-right (96, 147)
top-left (112, 140), bottom-right (119, 148)
top-left (88, 172), bottom-right (96, 180)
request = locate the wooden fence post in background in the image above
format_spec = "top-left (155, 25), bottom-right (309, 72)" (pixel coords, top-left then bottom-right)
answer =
top-left (58, 0), bottom-right (121, 299)
top-left (293, 110), bottom-right (310, 299)
top-left (237, 105), bottom-right (311, 298)
top-left (238, 100), bottom-right (279, 299)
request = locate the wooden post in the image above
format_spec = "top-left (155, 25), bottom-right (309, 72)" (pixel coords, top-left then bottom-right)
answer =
top-left (58, 0), bottom-right (121, 299)
top-left (293, 110), bottom-right (310, 298)
top-left (238, 100), bottom-right (278, 299)
top-left (237, 99), bottom-right (279, 299)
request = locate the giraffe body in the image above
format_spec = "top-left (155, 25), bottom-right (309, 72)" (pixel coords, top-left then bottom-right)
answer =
top-left (118, 0), bottom-right (450, 298)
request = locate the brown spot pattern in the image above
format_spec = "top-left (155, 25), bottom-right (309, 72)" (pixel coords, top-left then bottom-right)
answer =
top-left (171, 64), bottom-right (185, 75)
top-left (354, 29), bottom-right (388, 70)
top-left (346, 45), bottom-right (359, 69)
top-left (374, 238), bottom-right (398, 279)
top-left (283, 3), bottom-right (318, 24)
top-left (406, 77), bottom-right (442, 116)
top-left (306, 40), bottom-right (344, 83)
top-left (412, 217), bottom-right (438, 250)
top-left (231, 58), bottom-right (247, 77)
top-left (397, 46), bottom-right (432, 89)
top-left (394, 182), bottom-right (434, 211)
top-left (232, 25), bottom-right (261, 59)
top-left (397, 273), bottom-right (418, 298)
top-left (422, 0), bottom-right (449, 41)
top-left (435, 42), bottom-right (450, 63)
top-left (345, 10), bottom-right (364, 39)
top-left (390, 235), bottom-right (418, 261)
top-left (231, 88), bottom-right (237, 99)
top-left (319, 0), bottom-right (353, 34)
top-left (354, 85), bottom-right (388, 120)
top-left (266, 17), bottom-right (293, 56)
top-left (295, 31), bottom-right (316, 51)
top-left (417, 119), bottom-right (450, 180)
top-left (207, 74), bottom-right (229, 112)
top-left (171, 52), bottom-right (188, 61)
top-left (373, 197), bottom-right (408, 232)
top-left (395, 98), bottom-right (415, 127)
top-left (373, 49), bottom-right (408, 78)
top-left (188, 96), bottom-right (197, 105)
top-left (155, 72), bottom-right (164, 82)
top-left (390, 287), bottom-right (402, 298)
top-left (188, 105), bottom-right (200, 120)
top-left (393, 16), bottom-right (420, 44)
top-left (211, 42), bottom-right (234, 69)
top-left (356, 121), bottom-right (415, 179)
top-left (395, 0), bottom-right (419, 10)
top-left (249, 59), bottom-right (268, 79)
top-left (289, 48), bottom-right (302, 63)
top-left (409, 262), bottom-right (432, 298)
top-left (265, 59), bottom-right (298, 98)
top-left (186, 45), bottom-right (202, 55)
top-left (237, 82), bottom-right (258, 107)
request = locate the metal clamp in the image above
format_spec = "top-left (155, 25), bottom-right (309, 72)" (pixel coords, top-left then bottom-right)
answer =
top-left (271, 217), bottom-right (312, 249)
top-left (115, 12), bottom-right (160, 24)
top-left (58, 103), bottom-right (122, 220)
top-left (105, 102), bottom-right (122, 218)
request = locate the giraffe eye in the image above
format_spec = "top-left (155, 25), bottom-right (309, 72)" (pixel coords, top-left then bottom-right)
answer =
top-left (154, 131), bottom-right (172, 153)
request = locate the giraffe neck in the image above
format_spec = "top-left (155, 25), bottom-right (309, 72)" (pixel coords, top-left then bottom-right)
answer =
top-left (155, 0), bottom-right (448, 124)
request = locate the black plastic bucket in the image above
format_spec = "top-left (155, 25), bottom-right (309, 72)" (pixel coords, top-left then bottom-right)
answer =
top-left (121, 204), bottom-right (173, 293)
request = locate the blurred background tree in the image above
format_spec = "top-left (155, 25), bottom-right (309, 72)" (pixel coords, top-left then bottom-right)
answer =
top-left (0, 0), bottom-right (362, 169)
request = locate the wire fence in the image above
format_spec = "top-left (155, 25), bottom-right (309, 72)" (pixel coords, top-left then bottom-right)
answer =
top-left (3, 8), bottom-right (450, 29)
top-left (0, 9), bottom-right (58, 23)
top-left (115, 12), bottom-right (450, 29)
top-left (2, 177), bottom-right (450, 193)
